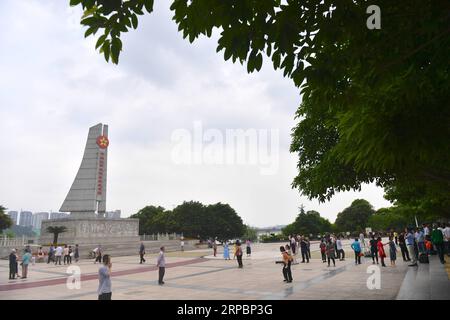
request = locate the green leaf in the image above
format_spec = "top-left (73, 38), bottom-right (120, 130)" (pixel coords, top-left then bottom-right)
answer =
top-left (84, 26), bottom-right (97, 38)
top-left (255, 53), bottom-right (263, 71)
top-left (131, 14), bottom-right (138, 29)
top-left (96, 35), bottom-right (107, 49)
top-left (102, 40), bottom-right (110, 62)
top-left (111, 37), bottom-right (122, 64)
top-left (144, 0), bottom-right (154, 13)
top-left (69, 0), bottom-right (82, 6)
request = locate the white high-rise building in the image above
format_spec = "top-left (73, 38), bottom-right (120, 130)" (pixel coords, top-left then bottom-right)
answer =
top-left (105, 210), bottom-right (121, 219)
top-left (7, 211), bottom-right (18, 225)
top-left (32, 212), bottom-right (49, 230)
top-left (19, 211), bottom-right (33, 227)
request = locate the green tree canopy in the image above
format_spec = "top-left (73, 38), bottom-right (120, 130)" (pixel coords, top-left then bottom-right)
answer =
top-left (132, 201), bottom-right (245, 240)
top-left (46, 226), bottom-right (68, 244)
top-left (334, 199), bottom-right (375, 233)
top-left (367, 206), bottom-right (414, 233)
top-left (0, 206), bottom-right (13, 234)
top-left (69, 0), bottom-right (450, 214)
top-left (282, 209), bottom-right (332, 237)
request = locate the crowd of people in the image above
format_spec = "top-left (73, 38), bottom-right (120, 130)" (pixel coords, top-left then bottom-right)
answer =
top-left (275, 223), bottom-right (450, 283)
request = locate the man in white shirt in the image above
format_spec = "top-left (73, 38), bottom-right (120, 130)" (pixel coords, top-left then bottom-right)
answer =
top-left (443, 223), bottom-right (450, 256)
top-left (54, 246), bottom-right (63, 265)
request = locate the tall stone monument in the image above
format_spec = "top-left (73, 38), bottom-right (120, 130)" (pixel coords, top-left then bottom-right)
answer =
top-left (40, 124), bottom-right (139, 248)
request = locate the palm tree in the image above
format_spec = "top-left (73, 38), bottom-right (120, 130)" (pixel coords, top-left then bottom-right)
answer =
top-left (46, 226), bottom-right (68, 245)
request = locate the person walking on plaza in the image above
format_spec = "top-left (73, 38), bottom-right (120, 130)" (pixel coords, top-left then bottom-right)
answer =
top-left (431, 224), bottom-right (446, 264)
top-left (280, 246), bottom-right (293, 283)
top-left (369, 235), bottom-right (379, 264)
top-left (9, 249), bottom-right (18, 280)
top-left (388, 236), bottom-right (397, 266)
top-left (326, 239), bottom-right (336, 267)
top-left (223, 241), bottom-right (230, 260)
top-left (180, 239), bottom-right (185, 252)
top-left (398, 232), bottom-right (410, 262)
top-left (377, 237), bottom-right (387, 267)
top-left (98, 254), bottom-right (112, 300)
top-left (55, 245), bottom-right (63, 265)
top-left (21, 249), bottom-right (32, 279)
top-left (320, 239), bottom-right (327, 263)
top-left (157, 246), bottom-right (166, 285)
top-left (139, 242), bottom-right (146, 264)
top-left (300, 237), bottom-right (309, 263)
top-left (336, 236), bottom-right (345, 261)
top-left (351, 238), bottom-right (362, 265)
top-left (63, 245), bottom-right (69, 265)
top-left (74, 244), bottom-right (80, 263)
top-left (47, 245), bottom-right (55, 264)
top-left (406, 228), bottom-right (418, 267)
top-left (246, 239), bottom-right (252, 257)
top-left (234, 241), bottom-right (243, 268)
top-left (416, 228), bottom-right (425, 254)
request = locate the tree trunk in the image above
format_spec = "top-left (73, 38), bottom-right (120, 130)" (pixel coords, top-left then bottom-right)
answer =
top-left (53, 233), bottom-right (58, 245)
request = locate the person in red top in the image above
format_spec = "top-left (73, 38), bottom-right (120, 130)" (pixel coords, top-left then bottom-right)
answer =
top-left (377, 237), bottom-right (387, 267)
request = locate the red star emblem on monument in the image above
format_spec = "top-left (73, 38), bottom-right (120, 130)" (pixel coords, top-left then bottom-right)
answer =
top-left (96, 135), bottom-right (109, 149)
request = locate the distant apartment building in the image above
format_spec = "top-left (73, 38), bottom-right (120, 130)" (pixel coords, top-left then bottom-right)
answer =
top-left (50, 212), bottom-right (69, 220)
top-left (32, 212), bottom-right (49, 230)
top-left (105, 210), bottom-right (121, 219)
top-left (7, 211), bottom-right (18, 225)
top-left (19, 211), bottom-right (33, 227)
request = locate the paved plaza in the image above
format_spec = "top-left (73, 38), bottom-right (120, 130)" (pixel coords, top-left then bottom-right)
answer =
top-left (0, 241), bottom-right (449, 300)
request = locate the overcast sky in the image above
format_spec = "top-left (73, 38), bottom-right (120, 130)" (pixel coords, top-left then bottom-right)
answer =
top-left (0, 1), bottom-right (392, 227)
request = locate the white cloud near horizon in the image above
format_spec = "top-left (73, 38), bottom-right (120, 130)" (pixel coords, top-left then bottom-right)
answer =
top-left (0, 0), bottom-right (391, 227)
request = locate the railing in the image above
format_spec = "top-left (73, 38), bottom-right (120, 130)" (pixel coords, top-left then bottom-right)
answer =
top-left (140, 233), bottom-right (183, 241)
top-left (0, 235), bottom-right (40, 247)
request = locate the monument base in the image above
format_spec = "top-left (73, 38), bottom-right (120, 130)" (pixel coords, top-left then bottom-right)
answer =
top-left (40, 218), bottom-right (140, 246)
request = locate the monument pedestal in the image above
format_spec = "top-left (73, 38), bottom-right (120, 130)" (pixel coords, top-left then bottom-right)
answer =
top-left (40, 218), bottom-right (139, 246)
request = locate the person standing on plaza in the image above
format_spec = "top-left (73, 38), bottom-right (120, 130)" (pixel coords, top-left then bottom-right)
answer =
top-left (234, 240), bottom-right (243, 268)
top-left (326, 239), bottom-right (336, 267)
top-left (21, 248), bottom-right (32, 279)
top-left (74, 244), bottom-right (80, 263)
top-left (98, 254), bottom-right (112, 300)
top-left (388, 236), bottom-right (397, 266)
top-left (280, 246), bottom-right (293, 283)
top-left (416, 228), bottom-right (425, 254)
top-left (157, 246), bottom-right (166, 285)
top-left (443, 223), bottom-right (450, 256)
top-left (223, 241), bottom-right (230, 260)
top-left (336, 236), bottom-right (345, 261)
top-left (68, 246), bottom-right (73, 265)
top-left (139, 242), bottom-right (146, 264)
top-left (306, 237), bottom-right (311, 259)
top-left (213, 241), bottom-right (218, 257)
top-left (406, 228), bottom-right (418, 267)
top-left (246, 239), bottom-right (252, 257)
top-left (398, 232), bottom-right (410, 262)
top-left (351, 238), bottom-right (362, 265)
top-left (47, 244), bottom-right (55, 264)
top-left (377, 237), bottom-right (387, 267)
top-left (63, 245), bottom-right (69, 265)
top-left (320, 239), bottom-right (327, 263)
top-left (9, 249), bottom-right (17, 280)
top-left (394, 231), bottom-right (398, 245)
top-left (431, 224), bottom-right (446, 264)
top-left (55, 245), bottom-right (63, 265)
top-left (369, 235), bottom-right (379, 264)
top-left (95, 245), bottom-right (103, 264)
top-left (180, 239), bottom-right (185, 252)
top-left (300, 237), bottom-right (309, 263)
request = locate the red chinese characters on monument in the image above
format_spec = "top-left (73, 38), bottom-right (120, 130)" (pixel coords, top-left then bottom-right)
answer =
top-left (96, 135), bottom-right (108, 196)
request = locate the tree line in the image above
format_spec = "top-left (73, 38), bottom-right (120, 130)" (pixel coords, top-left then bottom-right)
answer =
top-left (130, 201), bottom-right (246, 241)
